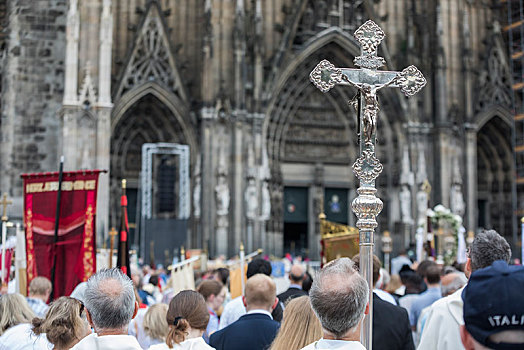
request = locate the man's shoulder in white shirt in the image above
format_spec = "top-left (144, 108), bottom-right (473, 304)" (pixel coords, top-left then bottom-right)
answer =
top-left (218, 296), bottom-right (246, 330)
top-left (301, 339), bottom-right (366, 350)
top-left (0, 323), bottom-right (52, 350)
top-left (71, 333), bottom-right (142, 350)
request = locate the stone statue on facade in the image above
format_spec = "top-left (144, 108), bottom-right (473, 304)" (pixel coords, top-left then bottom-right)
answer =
top-left (400, 185), bottom-right (412, 224)
top-left (245, 178), bottom-right (258, 220)
top-left (416, 185), bottom-right (428, 227)
top-left (193, 157), bottom-right (201, 219)
top-left (416, 147), bottom-right (429, 227)
top-left (215, 176), bottom-right (229, 217)
top-left (450, 154), bottom-right (466, 217)
top-left (399, 145), bottom-right (414, 224)
top-left (260, 181), bottom-right (271, 221)
top-left (216, 135), bottom-right (230, 217)
top-left (259, 147), bottom-right (271, 222)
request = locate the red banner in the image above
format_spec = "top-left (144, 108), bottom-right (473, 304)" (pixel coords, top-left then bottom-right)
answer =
top-left (21, 170), bottom-right (102, 298)
top-left (0, 248), bottom-right (13, 285)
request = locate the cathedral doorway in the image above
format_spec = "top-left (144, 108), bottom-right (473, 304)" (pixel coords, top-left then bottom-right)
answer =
top-left (283, 187), bottom-right (309, 256)
top-left (110, 93), bottom-right (191, 252)
top-left (265, 34), bottom-right (405, 258)
top-left (476, 115), bottom-right (514, 240)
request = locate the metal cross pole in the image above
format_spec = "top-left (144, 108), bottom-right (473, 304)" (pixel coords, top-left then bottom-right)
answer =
top-left (310, 20), bottom-right (426, 349)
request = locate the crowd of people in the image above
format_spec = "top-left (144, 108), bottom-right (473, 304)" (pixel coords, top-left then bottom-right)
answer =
top-left (0, 229), bottom-right (523, 350)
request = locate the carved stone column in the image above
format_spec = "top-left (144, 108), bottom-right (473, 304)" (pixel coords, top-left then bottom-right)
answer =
top-left (464, 123), bottom-right (477, 234)
top-left (434, 2), bottom-right (451, 208)
top-left (309, 164), bottom-right (323, 260)
top-left (98, 0), bottom-right (112, 107)
top-left (64, 0), bottom-right (79, 105)
top-left (61, 107), bottom-right (79, 171)
top-left (215, 129), bottom-right (230, 257)
top-left (96, 107), bottom-right (111, 244)
top-left (200, 108), bottom-right (215, 253)
top-left (231, 117), bottom-right (244, 257)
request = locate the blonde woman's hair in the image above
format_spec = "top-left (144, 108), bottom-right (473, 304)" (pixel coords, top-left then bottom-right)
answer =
top-left (143, 303), bottom-right (169, 341)
top-left (270, 296), bottom-right (322, 350)
top-left (32, 296), bottom-right (87, 349)
top-left (0, 293), bottom-right (35, 336)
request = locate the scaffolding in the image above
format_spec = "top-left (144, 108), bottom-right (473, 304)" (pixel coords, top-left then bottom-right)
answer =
top-left (503, 0), bottom-right (524, 222)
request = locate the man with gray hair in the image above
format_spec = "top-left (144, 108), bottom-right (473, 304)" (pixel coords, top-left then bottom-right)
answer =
top-left (301, 258), bottom-right (368, 350)
top-left (26, 276), bottom-right (52, 317)
top-left (71, 268), bottom-right (141, 350)
top-left (417, 230), bottom-right (512, 350)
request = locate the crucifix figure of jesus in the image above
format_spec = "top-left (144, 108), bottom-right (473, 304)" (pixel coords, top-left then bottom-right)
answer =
top-left (310, 20), bottom-right (426, 350)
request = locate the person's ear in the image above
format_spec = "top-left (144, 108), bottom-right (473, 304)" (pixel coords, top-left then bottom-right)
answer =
top-left (242, 295), bottom-right (247, 308)
top-left (85, 308), bottom-right (95, 329)
top-left (364, 302), bottom-right (369, 315)
top-left (459, 325), bottom-right (475, 350)
top-left (465, 258), bottom-right (472, 279)
top-left (271, 297), bottom-right (278, 311)
top-left (132, 301), bottom-right (139, 319)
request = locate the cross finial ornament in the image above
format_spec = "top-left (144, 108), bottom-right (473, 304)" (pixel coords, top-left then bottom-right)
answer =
top-left (309, 20), bottom-right (426, 350)
top-left (1, 193), bottom-right (12, 222)
top-left (108, 227), bottom-right (118, 268)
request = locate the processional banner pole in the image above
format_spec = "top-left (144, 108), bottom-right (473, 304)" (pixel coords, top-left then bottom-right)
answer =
top-left (309, 20), bottom-right (426, 349)
top-left (1, 193), bottom-right (13, 286)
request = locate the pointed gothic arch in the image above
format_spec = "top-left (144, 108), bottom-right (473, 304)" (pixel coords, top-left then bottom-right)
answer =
top-left (113, 1), bottom-right (188, 103)
top-left (263, 28), bottom-right (406, 256)
top-left (475, 108), bottom-right (514, 240)
top-left (111, 82), bottom-right (196, 154)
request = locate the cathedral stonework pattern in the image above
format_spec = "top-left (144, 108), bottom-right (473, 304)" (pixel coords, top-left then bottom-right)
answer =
top-left (0, 0), bottom-right (517, 259)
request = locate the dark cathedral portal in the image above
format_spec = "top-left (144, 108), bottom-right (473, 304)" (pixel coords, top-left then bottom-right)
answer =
top-left (283, 187), bottom-right (309, 256)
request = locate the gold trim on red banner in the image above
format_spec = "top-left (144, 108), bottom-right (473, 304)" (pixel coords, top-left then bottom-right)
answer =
top-left (25, 196), bottom-right (37, 284)
top-left (82, 203), bottom-right (95, 281)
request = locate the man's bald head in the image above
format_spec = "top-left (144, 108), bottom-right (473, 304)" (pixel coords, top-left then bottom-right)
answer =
top-left (244, 274), bottom-right (277, 311)
top-left (84, 268), bottom-right (136, 331)
top-left (289, 264), bottom-right (305, 284)
top-left (310, 258), bottom-right (369, 339)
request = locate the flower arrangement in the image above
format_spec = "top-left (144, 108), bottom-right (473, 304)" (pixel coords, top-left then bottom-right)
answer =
top-left (426, 204), bottom-right (462, 265)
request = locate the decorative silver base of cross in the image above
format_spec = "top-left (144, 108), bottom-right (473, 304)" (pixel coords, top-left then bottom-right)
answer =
top-left (309, 20), bottom-right (426, 350)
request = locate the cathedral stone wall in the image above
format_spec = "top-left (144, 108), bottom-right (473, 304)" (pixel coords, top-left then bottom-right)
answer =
top-left (0, 0), bottom-right (518, 259)
top-left (1, 0), bottom-right (66, 213)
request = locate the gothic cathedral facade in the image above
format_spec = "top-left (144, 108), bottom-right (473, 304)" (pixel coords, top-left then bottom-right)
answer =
top-left (0, 0), bottom-right (516, 259)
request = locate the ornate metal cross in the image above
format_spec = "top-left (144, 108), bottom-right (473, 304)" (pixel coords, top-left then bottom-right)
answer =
top-left (1, 193), bottom-right (12, 222)
top-left (310, 20), bottom-right (426, 349)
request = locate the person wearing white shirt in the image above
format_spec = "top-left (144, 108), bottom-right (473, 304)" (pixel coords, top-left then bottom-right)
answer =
top-left (70, 268), bottom-right (142, 350)
top-left (301, 258), bottom-right (368, 350)
top-left (149, 290), bottom-right (214, 350)
top-left (417, 230), bottom-right (512, 350)
top-left (218, 258), bottom-right (283, 330)
top-left (0, 323), bottom-right (51, 350)
top-left (0, 293), bottom-right (51, 350)
top-left (391, 252), bottom-right (412, 276)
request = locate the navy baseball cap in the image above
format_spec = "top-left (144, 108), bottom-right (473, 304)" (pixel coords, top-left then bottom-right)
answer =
top-left (462, 260), bottom-right (524, 350)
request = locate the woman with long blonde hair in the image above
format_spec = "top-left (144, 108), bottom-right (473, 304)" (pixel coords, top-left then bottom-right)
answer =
top-left (32, 296), bottom-right (90, 350)
top-left (0, 293), bottom-right (35, 336)
top-left (270, 296), bottom-right (322, 350)
top-left (143, 303), bottom-right (169, 347)
top-left (0, 293), bottom-right (49, 348)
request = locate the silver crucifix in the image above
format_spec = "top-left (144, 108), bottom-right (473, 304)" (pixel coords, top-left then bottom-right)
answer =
top-left (310, 20), bottom-right (426, 350)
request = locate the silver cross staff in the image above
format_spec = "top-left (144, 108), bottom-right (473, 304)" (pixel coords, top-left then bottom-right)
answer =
top-left (310, 20), bottom-right (426, 350)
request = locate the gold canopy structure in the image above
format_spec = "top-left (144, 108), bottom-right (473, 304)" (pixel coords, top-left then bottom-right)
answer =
top-left (319, 213), bottom-right (359, 266)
